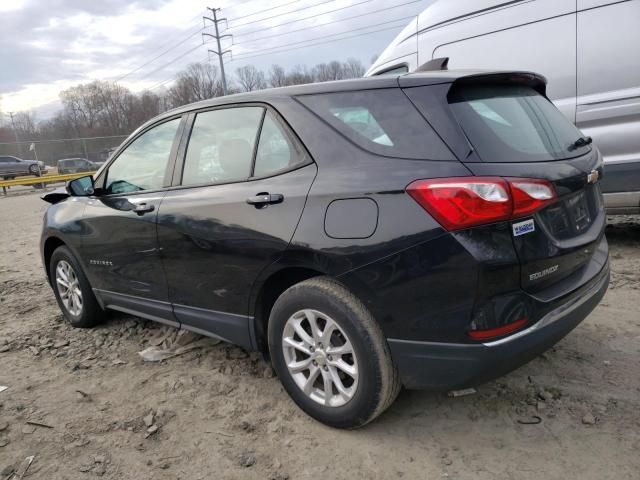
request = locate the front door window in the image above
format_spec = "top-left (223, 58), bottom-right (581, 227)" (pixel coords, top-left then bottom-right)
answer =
top-left (105, 118), bottom-right (181, 194)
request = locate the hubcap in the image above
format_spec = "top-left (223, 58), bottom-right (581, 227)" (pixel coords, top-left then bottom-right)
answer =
top-left (282, 309), bottom-right (358, 407)
top-left (55, 260), bottom-right (83, 316)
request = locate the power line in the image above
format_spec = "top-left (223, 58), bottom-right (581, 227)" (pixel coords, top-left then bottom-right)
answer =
top-left (228, 0), bottom-right (338, 30)
top-left (113, 12), bottom-right (206, 77)
top-left (148, 76), bottom-right (176, 91)
top-left (115, 26), bottom-right (207, 81)
top-left (231, 0), bottom-right (371, 38)
top-left (233, 16), bottom-right (412, 58)
top-left (230, 21), bottom-right (407, 62)
top-left (227, 0), bottom-right (304, 23)
top-left (234, 0), bottom-right (422, 46)
top-left (135, 42), bottom-right (205, 81)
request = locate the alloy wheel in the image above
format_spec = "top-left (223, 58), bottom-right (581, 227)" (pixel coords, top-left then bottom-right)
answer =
top-left (282, 309), bottom-right (359, 407)
top-left (55, 260), bottom-right (83, 316)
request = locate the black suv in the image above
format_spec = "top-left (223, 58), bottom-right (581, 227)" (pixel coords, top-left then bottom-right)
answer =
top-left (41, 71), bottom-right (609, 428)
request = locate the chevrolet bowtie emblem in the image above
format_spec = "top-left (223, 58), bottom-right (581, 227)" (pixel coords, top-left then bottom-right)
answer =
top-left (587, 169), bottom-right (600, 184)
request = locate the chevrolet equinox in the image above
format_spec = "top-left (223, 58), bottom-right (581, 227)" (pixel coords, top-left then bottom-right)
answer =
top-left (41, 71), bottom-right (610, 428)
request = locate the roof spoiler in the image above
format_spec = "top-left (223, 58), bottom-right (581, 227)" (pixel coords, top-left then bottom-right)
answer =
top-left (416, 57), bottom-right (449, 72)
top-left (451, 72), bottom-right (548, 96)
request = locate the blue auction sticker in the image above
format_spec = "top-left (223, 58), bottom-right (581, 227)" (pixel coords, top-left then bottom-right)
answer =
top-left (512, 219), bottom-right (535, 237)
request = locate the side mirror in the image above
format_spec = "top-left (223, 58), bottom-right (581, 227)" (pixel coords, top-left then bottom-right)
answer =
top-left (66, 175), bottom-right (95, 196)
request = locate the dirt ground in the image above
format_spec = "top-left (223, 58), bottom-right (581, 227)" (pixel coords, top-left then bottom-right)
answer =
top-left (1, 191), bottom-right (639, 480)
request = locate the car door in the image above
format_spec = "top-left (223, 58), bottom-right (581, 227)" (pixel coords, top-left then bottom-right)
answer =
top-left (0, 156), bottom-right (22, 175)
top-left (80, 115), bottom-right (185, 326)
top-left (576, 0), bottom-right (640, 201)
top-left (157, 105), bottom-right (316, 347)
top-left (0, 157), bottom-right (11, 176)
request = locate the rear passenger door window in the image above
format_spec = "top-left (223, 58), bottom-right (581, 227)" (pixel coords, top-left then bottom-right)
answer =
top-left (253, 111), bottom-right (308, 177)
top-left (182, 107), bottom-right (264, 186)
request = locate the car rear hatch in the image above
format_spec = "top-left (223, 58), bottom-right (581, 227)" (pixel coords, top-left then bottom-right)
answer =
top-left (403, 73), bottom-right (607, 299)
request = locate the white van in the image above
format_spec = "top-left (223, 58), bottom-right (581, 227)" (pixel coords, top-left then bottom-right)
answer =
top-left (366, 0), bottom-right (640, 213)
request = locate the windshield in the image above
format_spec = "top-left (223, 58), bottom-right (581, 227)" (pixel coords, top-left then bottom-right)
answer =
top-left (448, 84), bottom-right (591, 162)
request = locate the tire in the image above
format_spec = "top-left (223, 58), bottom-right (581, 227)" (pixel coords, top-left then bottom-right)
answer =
top-left (49, 246), bottom-right (105, 328)
top-left (268, 277), bottom-right (400, 429)
top-left (29, 164), bottom-right (40, 175)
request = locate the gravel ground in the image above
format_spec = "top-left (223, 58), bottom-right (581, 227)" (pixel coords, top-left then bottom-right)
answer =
top-left (1, 192), bottom-right (639, 480)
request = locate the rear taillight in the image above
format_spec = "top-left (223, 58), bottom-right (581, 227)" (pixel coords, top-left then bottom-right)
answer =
top-left (406, 177), bottom-right (556, 231)
top-left (510, 179), bottom-right (555, 217)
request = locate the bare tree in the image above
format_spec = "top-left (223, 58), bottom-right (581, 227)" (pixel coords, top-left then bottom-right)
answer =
top-left (167, 62), bottom-right (223, 108)
top-left (313, 61), bottom-right (346, 82)
top-left (268, 64), bottom-right (287, 88)
top-left (235, 65), bottom-right (266, 92)
top-left (60, 82), bottom-right (104, 133)
top-left (286, 65), bottom-right (314, 86)
top-left (12, 111), bottom-right (38, 138)
top-left (97, 82), bottom-right (134, 134)
top-left (343, 58), bottom-right (365, 78)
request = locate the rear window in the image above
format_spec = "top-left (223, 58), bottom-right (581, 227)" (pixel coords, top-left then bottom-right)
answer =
top-left (448, 84), bottom-right (591, 162)
top-left (297, 89), bottom-right (454, 160)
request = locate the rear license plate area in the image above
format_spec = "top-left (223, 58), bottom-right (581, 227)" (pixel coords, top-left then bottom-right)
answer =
top-left (566, 191), bottom-right (591, 232)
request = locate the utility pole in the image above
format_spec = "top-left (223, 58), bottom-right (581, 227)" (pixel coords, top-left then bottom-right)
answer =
top-left (203, 7), bottom-right (232, 95)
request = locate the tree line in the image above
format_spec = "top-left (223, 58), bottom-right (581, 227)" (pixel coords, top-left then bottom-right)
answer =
top-left (0, 58), bottom-right (367, 163)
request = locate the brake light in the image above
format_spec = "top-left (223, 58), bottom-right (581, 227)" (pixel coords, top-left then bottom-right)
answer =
top-left (406, 177), bottom-right (556, 231)
top-left (467, 318), bottom-right (528, 340)
top-left (510, 179), bottom-right (555, 217)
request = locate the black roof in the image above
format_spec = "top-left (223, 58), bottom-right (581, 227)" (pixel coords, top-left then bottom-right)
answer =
top-left (138, 69), bottom-right (546, 136)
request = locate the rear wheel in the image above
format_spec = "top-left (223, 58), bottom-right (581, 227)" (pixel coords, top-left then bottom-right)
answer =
top-left (268, 277), bottom-right (400, 428)
top-left (50, 246), bottom-right (105, 328)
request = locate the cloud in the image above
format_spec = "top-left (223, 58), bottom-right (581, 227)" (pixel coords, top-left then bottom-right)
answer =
top-left (0, 0), bottom-right (424, 114)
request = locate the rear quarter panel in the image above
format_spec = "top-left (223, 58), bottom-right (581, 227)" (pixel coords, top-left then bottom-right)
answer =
top-left (263, 96), bottom-right (479, 339)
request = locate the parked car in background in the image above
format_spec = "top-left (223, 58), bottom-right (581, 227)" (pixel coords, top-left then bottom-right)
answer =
top-left (366, 0), bottom-right (640, 214)
top-left (41, 71), bottom-right (609, 428)
top-left (57, 158), bottom-right (103, 174)
top-left (0, 155), bottom-right (47, 179)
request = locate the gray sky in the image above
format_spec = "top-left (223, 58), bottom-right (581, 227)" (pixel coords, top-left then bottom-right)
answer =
top-left (0, 0), bottom-right (426, 117)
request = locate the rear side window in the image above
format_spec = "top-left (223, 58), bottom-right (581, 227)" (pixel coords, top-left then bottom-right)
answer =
top-left (297, 89), bottom-right (454, 160)
top-left (448, 84), bottom-right (590, 162)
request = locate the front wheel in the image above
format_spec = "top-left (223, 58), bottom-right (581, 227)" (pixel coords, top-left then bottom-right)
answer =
top-left (268, 277), bottom-right (400, 428)
top-left (49, 246), bottom-right (105, 328)
top-left (29, 164), bottom-right (41, 176)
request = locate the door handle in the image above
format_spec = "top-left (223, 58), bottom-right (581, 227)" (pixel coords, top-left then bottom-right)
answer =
top-left (246, 192), bottom-right (284, 208)
top-left (133, 203), bottom-right (155, 215)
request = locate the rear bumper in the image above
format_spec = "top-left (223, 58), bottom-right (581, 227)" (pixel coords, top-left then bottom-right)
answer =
top-left (387, 261), bottom-right (609, 390)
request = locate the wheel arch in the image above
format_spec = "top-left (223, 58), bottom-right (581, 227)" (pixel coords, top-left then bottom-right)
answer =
top-left (43, 236), bottom-right (67, 285)
top-left (251, 266), bottom-right (326, 356)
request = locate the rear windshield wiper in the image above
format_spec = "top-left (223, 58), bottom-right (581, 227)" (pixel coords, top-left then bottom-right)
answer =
top-left (570, 136), bottom-right (592, 150)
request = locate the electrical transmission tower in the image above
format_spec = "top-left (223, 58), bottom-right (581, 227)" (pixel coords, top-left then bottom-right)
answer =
top-left (203, 7), bottom-right (232, 95)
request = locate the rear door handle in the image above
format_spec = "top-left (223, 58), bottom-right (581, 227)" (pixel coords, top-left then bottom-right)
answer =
top-left (133, 203), bottom-right (155, 215)
top-left (246, 192), bottom-right (284, 208)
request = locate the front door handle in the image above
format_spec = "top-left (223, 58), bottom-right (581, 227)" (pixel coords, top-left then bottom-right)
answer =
top-left (133, 203), bottom-right (155, 215)
top-left (246, 192), bottom-right (284, 208)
